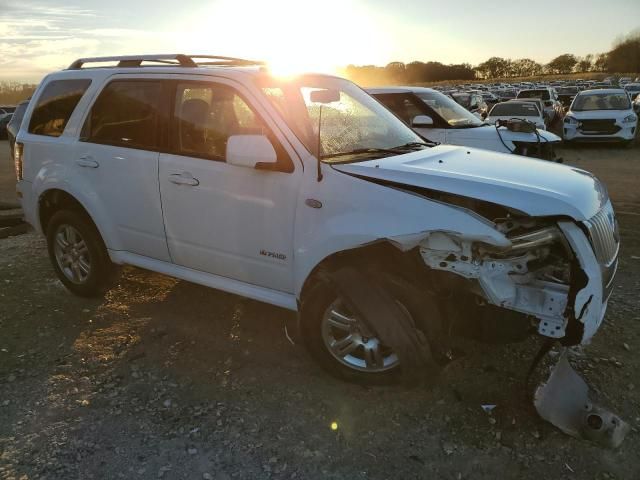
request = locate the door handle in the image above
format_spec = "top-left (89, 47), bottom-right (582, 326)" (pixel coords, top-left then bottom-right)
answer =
top-left (168, 173), bottom-right (199, 186)
top-left (76, 156), bottom-right (99, 168)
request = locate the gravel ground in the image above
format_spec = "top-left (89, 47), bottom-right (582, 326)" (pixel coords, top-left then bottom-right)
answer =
top-left (1, 139), bottom-right (639, 480)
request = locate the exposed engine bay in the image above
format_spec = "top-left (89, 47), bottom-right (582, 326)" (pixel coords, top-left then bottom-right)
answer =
top-left (420, 219), bottom-right (577, 342)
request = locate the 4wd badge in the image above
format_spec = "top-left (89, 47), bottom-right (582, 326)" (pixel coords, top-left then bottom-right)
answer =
top-left (260, 249), bottom-right (287, 261)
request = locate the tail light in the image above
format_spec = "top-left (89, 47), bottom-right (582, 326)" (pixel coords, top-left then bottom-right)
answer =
top-left (14, 142), bottom-right (23, 180)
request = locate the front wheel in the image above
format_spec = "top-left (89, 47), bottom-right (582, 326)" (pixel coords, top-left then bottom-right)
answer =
top-left (300, 282), bottom-right (401, 384)
top-left (46, 210), bottom-right (118, 297)
top-left (300, 270), bottom-right (438, 385)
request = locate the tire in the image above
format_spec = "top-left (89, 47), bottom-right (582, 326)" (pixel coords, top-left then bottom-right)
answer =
top-left (46, 209), bottom-right (117, 297)
top-left (300, 270), bottom-right (436, 385)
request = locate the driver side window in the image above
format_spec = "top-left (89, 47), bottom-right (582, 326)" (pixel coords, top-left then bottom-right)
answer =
top-left (173, 83), bottom-right (264, 161)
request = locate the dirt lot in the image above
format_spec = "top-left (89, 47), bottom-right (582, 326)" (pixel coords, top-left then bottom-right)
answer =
top-left (1, 139), bottom-right (639, 480)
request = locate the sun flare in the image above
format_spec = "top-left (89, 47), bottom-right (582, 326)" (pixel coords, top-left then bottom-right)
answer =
top-left (177, 0), bottom-right (390, 76)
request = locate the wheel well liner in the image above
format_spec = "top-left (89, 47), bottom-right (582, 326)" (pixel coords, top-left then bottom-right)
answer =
top-left (38, 189), bottom-right (99, 236)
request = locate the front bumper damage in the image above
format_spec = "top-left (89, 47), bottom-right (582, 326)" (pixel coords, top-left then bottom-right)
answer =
top-left (414, 206), bottom-right (626, 445)
top-left (420, 219), bottom-right (613, 345)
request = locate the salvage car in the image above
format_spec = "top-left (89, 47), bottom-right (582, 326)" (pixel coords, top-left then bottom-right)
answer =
top-left (16, 55), bottom-right (619, 383)
top-left (485, 100), bottom-right (546, 130)
top-left (517, 88), bottom-right (563, 123)
top-left (623, 82), bottom-right (640, 101)
top-left (564, 89), bottom-right (637, 146)
top-left (450, 91), bottom-right (488, 118)
top-left (368, 87), bottom-right (559, 159)
top-left (0, 113), bottom-right (11, 139)
top-left (6, 100), bottom-right (29, 157)
top-left (556, 86), bottom-right (579, 109)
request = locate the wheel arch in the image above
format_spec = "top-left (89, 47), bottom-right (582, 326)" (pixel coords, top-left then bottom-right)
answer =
top-left (36, 187), bottom-right (118, 252)
top-left (298, 240), bottom-right (426, 304)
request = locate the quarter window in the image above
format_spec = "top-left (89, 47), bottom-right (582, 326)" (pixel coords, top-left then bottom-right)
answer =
top-left (83, 81), bottom-right (163, 150)
top-left (28, 79), bottom-right (91, 137)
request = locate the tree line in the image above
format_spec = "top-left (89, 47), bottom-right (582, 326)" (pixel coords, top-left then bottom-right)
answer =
top-left (0, 82), bottom-right (37, 106)
top-left (344, 30), bottom-right (640, 85)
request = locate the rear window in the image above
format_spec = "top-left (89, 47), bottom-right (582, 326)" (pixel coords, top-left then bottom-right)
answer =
top-left (518, 90), bottom-right (551, 101)
top-left (491, 103), bottom-right (540, 116)
top-left (82, 80), bottom-right (163, 150)
top-left (28, 79), bottom-right (91, 137)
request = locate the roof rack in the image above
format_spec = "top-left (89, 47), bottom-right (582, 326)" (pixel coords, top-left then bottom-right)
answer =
top-left (67, 54), bottom-right (265, 70)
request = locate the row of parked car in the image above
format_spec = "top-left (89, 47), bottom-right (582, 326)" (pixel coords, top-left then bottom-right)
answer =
top-left (410, 78), bottom-right (639, 150)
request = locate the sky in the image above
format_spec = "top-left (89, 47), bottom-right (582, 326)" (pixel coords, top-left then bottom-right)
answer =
top-left (0, 0), bottom-right (639, 82)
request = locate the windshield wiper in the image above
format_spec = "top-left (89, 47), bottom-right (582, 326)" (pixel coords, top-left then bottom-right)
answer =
top-left (389, 141), bottom-right (434, 150)
top-left (322, 147), bottom-right (398, 160)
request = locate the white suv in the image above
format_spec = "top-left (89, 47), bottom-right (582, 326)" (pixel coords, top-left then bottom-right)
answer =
top-left (15, 54), bottom-right (619, 383)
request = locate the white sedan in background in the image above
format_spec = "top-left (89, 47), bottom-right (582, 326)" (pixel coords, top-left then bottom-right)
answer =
top-left (485, 101), bottom-right (546, 130)
top-left (368, 87), bottom-right (561, 161)
top-left (563, 89), bottom-right (637, 146)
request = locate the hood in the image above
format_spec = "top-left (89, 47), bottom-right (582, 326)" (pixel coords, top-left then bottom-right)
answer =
top-left (332, 145), bottom-right (606, 221)
top-left (568, 109), bottom-right (633, 120)
top-left (450, 124), bottom-right (559, 143)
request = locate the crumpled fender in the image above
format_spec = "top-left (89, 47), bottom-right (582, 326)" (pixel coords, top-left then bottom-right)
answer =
top-left (558, 221), bottom-right (605, 344)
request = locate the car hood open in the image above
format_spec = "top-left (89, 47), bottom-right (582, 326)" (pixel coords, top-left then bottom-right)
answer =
top-left (331, 145), bottom-right (606, 221)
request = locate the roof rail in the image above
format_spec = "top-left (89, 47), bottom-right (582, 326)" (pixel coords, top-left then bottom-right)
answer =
top-left (67, 54), bottom-right (265, 70)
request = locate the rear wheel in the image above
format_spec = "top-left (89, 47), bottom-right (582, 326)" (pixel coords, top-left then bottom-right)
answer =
top-left (46, 210), bottom-right (117, 297)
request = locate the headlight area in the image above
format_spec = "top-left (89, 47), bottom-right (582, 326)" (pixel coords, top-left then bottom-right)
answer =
top-left (511, 140), bottom-right (558, 161)
top-left (419, 219), bottom-right (583, 343)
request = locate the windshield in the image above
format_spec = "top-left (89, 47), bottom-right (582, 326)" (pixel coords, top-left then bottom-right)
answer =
top-left (489, 103), bottom-right (540, 116)
top-left (625, 84), bottom-right (640, 92)
top-left (518, 89), bottom-right (551, 100)
top-left (557, 87), bottom-right (578, 94)
top-left (258, 75), bottom-right (425, 163)
top-left (572, 92), bottom-right (631, 111)
top-left (416, 91), bottom-right (483, 127)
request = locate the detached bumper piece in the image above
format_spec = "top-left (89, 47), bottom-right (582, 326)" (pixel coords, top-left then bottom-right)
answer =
top-left (534, 350), bottom-right (629, 448)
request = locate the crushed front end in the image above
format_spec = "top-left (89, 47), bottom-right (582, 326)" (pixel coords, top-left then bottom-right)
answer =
top-left (419, 199), bottom-right (619, 345)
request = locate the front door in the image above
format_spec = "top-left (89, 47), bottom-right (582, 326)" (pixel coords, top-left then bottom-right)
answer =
top-left (159, 80), bottom-right (300, 292)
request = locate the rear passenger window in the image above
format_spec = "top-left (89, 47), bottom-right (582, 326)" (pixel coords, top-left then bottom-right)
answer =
top-left (28, 79), bottom-right (91, 137)
top-left (83, 81), bottom-right (162, 150)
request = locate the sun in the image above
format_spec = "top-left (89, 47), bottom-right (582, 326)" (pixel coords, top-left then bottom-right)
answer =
top-left (176, 0), bottom-right (389, 77)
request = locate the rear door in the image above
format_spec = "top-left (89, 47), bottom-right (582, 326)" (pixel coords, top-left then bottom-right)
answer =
top-left (75, 77), bottom-right (170, 261)
top-left (158, 78), bottom-right (300, 292)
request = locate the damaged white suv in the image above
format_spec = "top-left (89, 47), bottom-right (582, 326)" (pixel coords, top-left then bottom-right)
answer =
top-left (16, 55), bottom-right (619, 383)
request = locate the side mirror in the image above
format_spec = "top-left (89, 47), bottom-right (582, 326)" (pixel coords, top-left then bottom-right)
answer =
top-left (310, 89), bottom-right (340, 104)
top-left (226, 135), bottom-right (277, 169)
top-left (481, 112), bottom-right (488, 119)
top-left (411, 115), bottom-right (433, 127)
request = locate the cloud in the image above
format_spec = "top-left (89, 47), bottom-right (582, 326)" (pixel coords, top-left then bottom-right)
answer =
top-left (0, 2), bottom-right (151, 81)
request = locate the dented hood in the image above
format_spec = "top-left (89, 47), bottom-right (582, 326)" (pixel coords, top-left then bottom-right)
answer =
top-left (332, 145), bottom-right (606, 220)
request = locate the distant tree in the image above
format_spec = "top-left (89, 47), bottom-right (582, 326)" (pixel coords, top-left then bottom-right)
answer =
top-left (384, 62), bottom-right (407, 82)
top-left (0, 82), bottom-right (37, 105)
top-left (546, 54), bottom-right (578, 74)
top-left (593, 53), bottom-right (609, 72)
top-left (475, 57), bottom-right (511, 78)
top-left (511, 58), bottom-right (543, 77)
top-left (606, 30), bottom-right (640, 73)
top-left (576, 54), bottom-right (594, 72)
